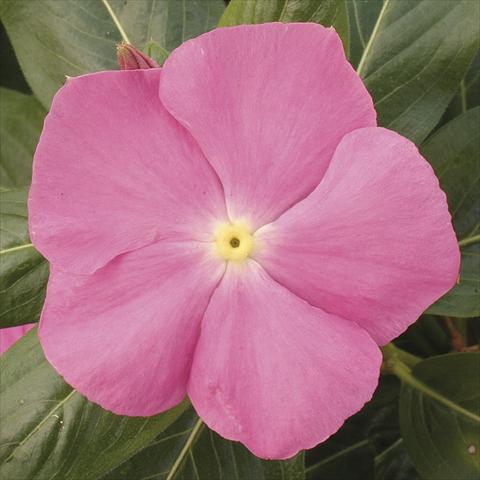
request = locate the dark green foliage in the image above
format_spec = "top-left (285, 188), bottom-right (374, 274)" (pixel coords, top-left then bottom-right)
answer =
top-left (0, 1), bottom-right (478, 479)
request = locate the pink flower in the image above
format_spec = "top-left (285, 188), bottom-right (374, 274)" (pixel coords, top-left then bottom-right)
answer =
top-left (0, 324), bottom-right (34, 355)
top-left (28, 23), bottom-right (459, 459)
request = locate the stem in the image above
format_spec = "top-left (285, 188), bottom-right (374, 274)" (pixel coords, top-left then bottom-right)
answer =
top-left (381, 343), bottom-right (421, 369)
top-left (166, 418), bottom-right (204, 480)
top-left (391, 362), bottom-right (480, 422)
top-left (357, 0), bottom-right (391, 77)
top-left (459, 234), bottom-right (480, 248)
top-left (382, 344), bottom-right (480, 423)
top-left (444, 317), bottom-right (466, 351)
top-left (101, 0), bottom-right (131, 44)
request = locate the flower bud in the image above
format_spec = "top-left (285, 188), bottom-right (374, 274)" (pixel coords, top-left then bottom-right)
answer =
top-left (116, 42), bottom-right (159, 70)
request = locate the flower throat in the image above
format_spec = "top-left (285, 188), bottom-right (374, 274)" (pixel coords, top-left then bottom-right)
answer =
top-left (215, 223), bottom-right (254, 262)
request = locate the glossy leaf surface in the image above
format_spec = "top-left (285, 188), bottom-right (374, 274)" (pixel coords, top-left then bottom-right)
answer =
top-left (104, 407), bottom-right (305, 480)
top-left (0, 329), bottom-right (189, 479)
top-left (423, 108), bottom-right (480, 317)
top-left (219, 0), bottom-right (349, 52)
top-left (399, 353), bottom-right (480, 480)
top-left (0, 188), bottom-right (48, 328)
top-left (357, 0), bottom-right (480, 144)
top-left (0, 0), bottom-right (224, 107)
top-left (0, 88), bottom-right (45, 190)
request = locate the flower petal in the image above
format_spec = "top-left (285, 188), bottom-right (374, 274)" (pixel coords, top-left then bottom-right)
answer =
top-left (39, 240), bottom-right (224, 416)
top-left (188, 261), bottom-right (381, 459)
top-left (255, 127), bottom-right (460, 345)
top-left (29, 69), bottom-right (227, 275)
top-left (160, 23), bottom-right (375, 228)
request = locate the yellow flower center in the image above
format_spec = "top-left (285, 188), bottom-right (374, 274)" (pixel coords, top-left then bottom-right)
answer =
top-left (214, 222), bottom-right (254, 262)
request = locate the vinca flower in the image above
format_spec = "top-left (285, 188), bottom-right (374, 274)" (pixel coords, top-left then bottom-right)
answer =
top-left (29, 23), bottom-right (459, 459)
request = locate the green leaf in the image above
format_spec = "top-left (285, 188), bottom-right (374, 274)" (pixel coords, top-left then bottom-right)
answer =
top-left (305, 375), bottom-right (405, 480)
top-left (374, 439), bottom-right (419, 480)
top-left (460, 51), bottom-right (480, 111)
top-left (331, 0), bottom-right (349, 56)
top-left (104, 407), bottom-right (305, 480)
top-left (461, 50), bottom-right (480, 110)
top-left (398, 353), bottom-right (480, 480)
top-left (306, 439), bottom-right (372, 480)
top-left (0, 328), bottom-right (189, 479)
top-left (219, 0), bottom-right (349, 52)
top-left (0, 188), bottom-right (48, 328)
top-left (0, 0), bottom-right (225, 108)
top-left (441, 50), bottom-right (480, 124)
top-left (144, 38), bottom-right (170, 66)
top-left (0, 88), bottom-right (46, 190)
top-left (109, 0), bottom-right (225, 61)
top-left (421, 107), bottom-right (480, 317)
top-left (0, 22), bottom-right (30, 93)
top-left (357, 0), bottom-right (480, 144)
top-left (394, 315), bottom-right (451, 358)
top-left (347, 0), bottom-right (383, 68)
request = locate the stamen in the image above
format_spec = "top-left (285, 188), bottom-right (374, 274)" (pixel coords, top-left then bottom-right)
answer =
top-left (230, 237), bottom-right (240, 248)
top-left (214, 222), bottom-right (254, 262)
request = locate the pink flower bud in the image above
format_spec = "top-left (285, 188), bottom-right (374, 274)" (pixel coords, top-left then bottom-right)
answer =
top-left (116, 42), bottom-right (159, 70)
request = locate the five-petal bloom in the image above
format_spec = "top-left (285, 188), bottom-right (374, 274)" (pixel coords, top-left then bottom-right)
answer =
top-left (28, 23), bottom-right (460, 459)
